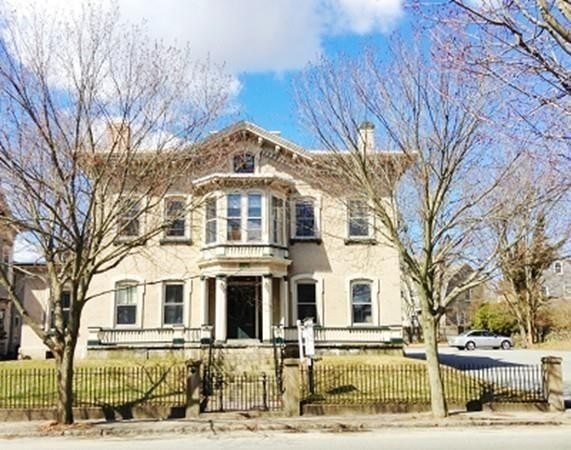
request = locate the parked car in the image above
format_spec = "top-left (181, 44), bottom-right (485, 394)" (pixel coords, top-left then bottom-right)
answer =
top-left (448, 330), bottom-right (513, 350)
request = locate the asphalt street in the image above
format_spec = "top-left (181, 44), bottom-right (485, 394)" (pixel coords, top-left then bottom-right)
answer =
top-left (2, 427), bottom-right (571, 450)
top-left (405, 346), bottom-right (571, 400)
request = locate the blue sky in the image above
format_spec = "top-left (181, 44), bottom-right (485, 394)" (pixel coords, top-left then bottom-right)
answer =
top-left (6, 0), bottom-right (406, 147)
top-left (5, 0), bottom-right (409, 261)
top-left (236, 33), bottom-right (396, 148)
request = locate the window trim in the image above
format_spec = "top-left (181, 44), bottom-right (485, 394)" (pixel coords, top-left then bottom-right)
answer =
top-left (229, 150), bottom-right (259, 174)
top-left (271, 195), bottom-right (286, 246)
top-left (291, 196), bottom-right (320, 240)
top-left (117, 197), bottom-right (143, 238)
top-left (162, 281), bottom-right (186, 326)
top-left (163, 195), bottom-right (191, 241)
top-left (346, 277), bottom-right (379, 326)
top-left (204, 195), bottom-right (219, 245)
top-left (553, 261), bottom-right (563, 274)
top-left (291, 274), bottom-right (323, 325)
top-left (113, 277), bottom-right (144, 328)
top-left (225, 190), bottom-right (265, 244)
top-left (346, 199), bottom-right (373, 240)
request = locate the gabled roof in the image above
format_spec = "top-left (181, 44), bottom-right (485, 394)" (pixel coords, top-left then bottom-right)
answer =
top-left (201, 121), bottom-right (314, 162)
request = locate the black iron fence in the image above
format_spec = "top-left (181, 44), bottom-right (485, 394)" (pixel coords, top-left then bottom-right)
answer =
top-left (201, 371), bottom-right (282, 413)
top-left (301, 363), bottom-right (546, 405)
top-left (0, 362), bottom-right (547, 412)
top-left (0, 365), bottom-right (186, 409)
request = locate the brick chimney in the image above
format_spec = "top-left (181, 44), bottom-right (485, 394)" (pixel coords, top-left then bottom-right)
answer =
top-left (357, 121), bottom-right (375, 155)
top-left (107, 122), bottom-right (131, 151)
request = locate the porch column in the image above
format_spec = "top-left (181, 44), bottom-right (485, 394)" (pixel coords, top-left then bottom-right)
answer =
top-left (214, 275), bottom-right (227, 342)
top-left (262, 274), bottom-right (273, 342)
top-left (199, 276), bottom-right (209, 325)
top-left (280, 276), bottom-right (289, 326)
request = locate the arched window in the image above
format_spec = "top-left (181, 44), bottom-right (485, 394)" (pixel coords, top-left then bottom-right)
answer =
top-left (296, 279), bottom-right (317, 323)
top-left (233, 152), bottom-right (255, 173)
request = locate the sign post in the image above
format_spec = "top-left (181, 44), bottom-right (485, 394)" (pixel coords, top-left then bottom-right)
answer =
top-left (298, 318), bottom-right (316, 395)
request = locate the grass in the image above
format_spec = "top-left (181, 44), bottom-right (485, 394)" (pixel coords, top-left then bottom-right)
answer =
top-left (0, 358), bottom-right (188, 409)
top-left (304, 361), bottom-right (482, 405)
top-left (0, 353), bottom-right (544, 410)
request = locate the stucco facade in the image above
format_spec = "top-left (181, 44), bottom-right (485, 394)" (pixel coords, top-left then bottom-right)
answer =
top-left (19, 122), bottom-right (404, 359)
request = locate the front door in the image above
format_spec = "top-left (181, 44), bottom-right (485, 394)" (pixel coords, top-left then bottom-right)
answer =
top-left (227, 277), bottom-right (260, 339)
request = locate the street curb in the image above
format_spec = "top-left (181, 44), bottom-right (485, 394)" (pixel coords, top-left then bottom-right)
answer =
top-left (1, 416), bottom-right (570, 439)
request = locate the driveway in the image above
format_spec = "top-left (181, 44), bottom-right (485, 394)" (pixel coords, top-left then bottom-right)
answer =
top-left (405, 346), bottom-right (571, 402)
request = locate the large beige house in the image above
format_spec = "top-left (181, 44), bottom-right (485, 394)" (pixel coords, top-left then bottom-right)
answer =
top-left (19, 121), bottom-right (404, 359)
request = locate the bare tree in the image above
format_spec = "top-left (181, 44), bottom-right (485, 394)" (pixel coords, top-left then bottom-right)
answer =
top-left (0, 3), bottom-right (230, 424)
top-left (295, 41), bottom-right (516, 417)
top-left (432, 1), bottom-right (570, 145)
top-left (493, 155), bottom-right (569, 345)
top-left (443, 1), bottom-right (570, 99)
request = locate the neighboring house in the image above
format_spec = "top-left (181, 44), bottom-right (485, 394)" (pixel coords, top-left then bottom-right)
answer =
top-left (543, 259), bottom-right (571, 300)
top-left (401, 264), bottom-right (486, 341)
top-left (442, 264), bottom-right (485, 337)
top-left (18, 121), bottom-right (406, 359)
top-left (0, 195), bottom-right (17, 359)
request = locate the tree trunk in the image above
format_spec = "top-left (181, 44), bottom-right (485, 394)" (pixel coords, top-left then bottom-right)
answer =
top-left (55, 343), bottom-right (75, 424)
top-left (422, 314), bottom-right (448, 418)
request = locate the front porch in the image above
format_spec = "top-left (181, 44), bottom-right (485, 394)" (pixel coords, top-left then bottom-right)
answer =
top-left (86, 324), bottom-right (403, 349)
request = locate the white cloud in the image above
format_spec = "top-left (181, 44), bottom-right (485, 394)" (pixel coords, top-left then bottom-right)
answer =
top-left (4, 0), bottom-right (404, 73)
top-left (13, 235), bottom-right (43, 264)
top-left (329, 0), bottom-right (404, 34)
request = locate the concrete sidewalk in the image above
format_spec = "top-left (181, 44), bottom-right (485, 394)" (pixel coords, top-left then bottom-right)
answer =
top-left (1, 411), bottom-right (570, 439)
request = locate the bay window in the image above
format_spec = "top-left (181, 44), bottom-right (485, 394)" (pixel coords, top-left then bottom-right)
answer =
top-left (271, 196), bottom-right (285, 245)
top-left (205, 197), bottom-right (217, 244)
top-left (247, 193), bottom-right (262, 241)
top-left (226, 192), bottom-right (263, 242)
top-left (227, 193), bottom-right (242, 241)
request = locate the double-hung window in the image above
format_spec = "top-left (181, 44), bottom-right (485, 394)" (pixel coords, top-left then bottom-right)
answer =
top-left (297, 281), bottom-right (317, 322)
top-left (247, 193), bottom-right (262, 241)
top-left (205, 197), bottom-right (217, 244)
top-left (118, 198), bottom-right (140, 237)
top-left (115, 281), bottom-right (138, 325)
top-left (348, 200), bottom-right (370, 238)
top-left (294, 198), bottom-right (316, 238)
top-left (351, 280), bottom-right (373, 324)
top-left (271, 196), bottom-right (285, 245)
top-left (226, 193), bottom-right (263, 242)
top-left (163, 283), bottom-right (184, 325)
top-left (165, 197), bottom-right (186, 238)
top-left (227, 194), bottom-right (242, 241)
top-left (50, 291), bottom-right (71, 329)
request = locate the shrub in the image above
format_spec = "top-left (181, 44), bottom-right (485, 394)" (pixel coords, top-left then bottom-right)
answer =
top-left (472, 302), bottom-right (518, 336)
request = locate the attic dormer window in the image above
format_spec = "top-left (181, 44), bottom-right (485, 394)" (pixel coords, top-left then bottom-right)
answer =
top-left (233, 152), bottom-right (255, 173)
